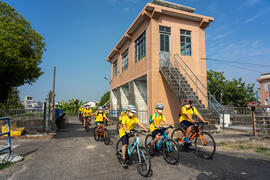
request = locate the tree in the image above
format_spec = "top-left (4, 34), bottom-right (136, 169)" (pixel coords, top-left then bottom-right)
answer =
top-left (0, 87), bottom-right (24, 109)
top-left (0, 2), bottom-right (46, 104)
top-left (99, 91), bottom-right (110, 107)
top-left (207, 70), bottom-right (256, 107)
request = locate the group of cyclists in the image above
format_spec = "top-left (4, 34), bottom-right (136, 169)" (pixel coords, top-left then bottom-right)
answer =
top-left (78, 100), bottom-right (210, 174)
top-left (117, 99), bottom-right (209, 169)
top-left (78, 104), bottom-right (109, 131)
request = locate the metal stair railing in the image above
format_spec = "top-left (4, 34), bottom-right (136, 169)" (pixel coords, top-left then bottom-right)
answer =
top-left (159, 53), bottom-right (206, 115)
top-left (173, 54), bottom-right (224, 118)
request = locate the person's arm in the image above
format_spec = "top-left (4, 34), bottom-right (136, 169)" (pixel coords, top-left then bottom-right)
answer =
top-left (153, 118), bottom-right (159, 129)
top-left (197, 113), bottom-right (208, 124)
top-left (185, 113), bottom-right (195, 123)
top-left (138, 122), bottom-right (148, 132)
top-left (122, 123), bottom-right (129, 134)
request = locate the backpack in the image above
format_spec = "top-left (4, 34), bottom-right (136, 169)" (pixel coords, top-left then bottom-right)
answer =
top-left (179, 105), bottom-right (194, 117)
top-left (149, 112), bottom-right (164, 125)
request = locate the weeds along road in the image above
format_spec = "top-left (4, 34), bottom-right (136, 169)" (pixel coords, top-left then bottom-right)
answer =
top-left (1, 116), bottom-right (270, 180)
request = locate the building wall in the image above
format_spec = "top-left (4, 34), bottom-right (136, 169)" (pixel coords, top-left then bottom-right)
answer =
top-left (148, 14), bottom-right (207, 124)
top-left (109, 6), bottom-right (209, 125)
top-left (259, 79), bottom-right (270, 105)
top-left (110, 19), bottom-right (151, 90)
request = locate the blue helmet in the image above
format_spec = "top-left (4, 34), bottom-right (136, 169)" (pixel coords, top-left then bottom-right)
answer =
top-left (127, 105), bottom-right (136, 113)
top-left (155, 103), bottom-right (164, 110)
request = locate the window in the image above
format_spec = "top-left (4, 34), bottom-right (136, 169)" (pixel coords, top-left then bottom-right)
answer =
top-left (135, 32), bottom-right (145, 62)
top-left (159, 26), bottom-right (171, 52)
top-left (113, 60), bottom-right (118, 77)
top-left (180, 29), bottom-right (191, 56)
top-left (122, 50), bottom-right (129, 72)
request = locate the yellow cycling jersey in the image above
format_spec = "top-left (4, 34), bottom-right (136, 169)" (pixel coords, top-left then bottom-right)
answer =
top-left (83, 109), bottom-right (92, 117)
top-left (119, 115), bottom-right (139, 138)
top-left (119, 111), bottom-right (127, 122)
top-left (78, 107), bottom-right (83, 112)
top-left (94, 112), bottom-right (107, 122)
top-left (149, 112), bottom-right (166, 133)
top-left (179, 106), bottom-right (198, 123)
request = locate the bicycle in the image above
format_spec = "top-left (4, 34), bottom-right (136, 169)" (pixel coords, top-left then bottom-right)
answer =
top-left (145, 126), bottom-right (179, 165)
top-left (116, 129), bottom-right (151, 177)
top-left (93, 123), bottom-right (110, 145)
top-left (116, 121), bottom-right (121, 134)
top-left (171, 122), bottom-right (216, 159)
top-left (84, 116), bottom-right (91, 132)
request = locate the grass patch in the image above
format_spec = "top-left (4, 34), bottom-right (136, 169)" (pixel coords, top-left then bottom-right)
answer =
top-left (219, 141), bottom-right (251, 150)
top-left (255, 147), bottom-right (270, 156)
top-left (0, 162), bottom-right (13, 170)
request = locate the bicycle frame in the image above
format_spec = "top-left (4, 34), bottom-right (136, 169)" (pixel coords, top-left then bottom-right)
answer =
top-left (176, 126), bottom-right (207, 146)
top-left (118, 134), bottom-right (146, 163)
top-left (153, 130), bottom-right (174, 152)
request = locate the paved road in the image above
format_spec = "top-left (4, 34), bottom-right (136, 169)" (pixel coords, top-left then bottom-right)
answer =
top-left (1, 116), bottom-right (270, 180)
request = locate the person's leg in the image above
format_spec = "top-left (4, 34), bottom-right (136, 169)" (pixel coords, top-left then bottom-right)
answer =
top-left (151, 133), bottom-right (160, 147)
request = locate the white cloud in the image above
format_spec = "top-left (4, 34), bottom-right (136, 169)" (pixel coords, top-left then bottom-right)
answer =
top-left (245, 6), bottom-right (270, 23)
top-left (122, 7), bottom-right (129, 12)
top-left (243, 0), bottom-right (261, 7)
top-left (213, 31), bottom-right (233, 41)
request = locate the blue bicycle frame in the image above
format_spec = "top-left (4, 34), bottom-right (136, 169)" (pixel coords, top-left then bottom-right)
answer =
top-left (152, 129), bottom-right (174, 152)
top-left (118, 134), bottom-right (146, 162)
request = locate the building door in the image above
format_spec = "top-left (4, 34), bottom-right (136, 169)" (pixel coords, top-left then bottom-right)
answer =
top-left (159, 26), bottom-right (171, 67)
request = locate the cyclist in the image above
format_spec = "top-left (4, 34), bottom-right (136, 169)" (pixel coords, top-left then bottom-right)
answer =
top-left (94, 106), bottom-right (109, 129)
top-left (149, 103), bottom-right (169, 152)
top-left (119, 108), bottom-right (128, 122)
top-left (83, 104), bottom-right (92, 128)
top-left (119, 105), bottom-right (148, 169)
top-left (179, 100), bottom-right (209, 149)
top-left (78, 106), bottom-right (83, 120)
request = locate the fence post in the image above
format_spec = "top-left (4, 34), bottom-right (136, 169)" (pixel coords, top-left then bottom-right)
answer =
top-left (7, 117), bottom-right (12, 155)
top-left (43, 102), bottom-right (47, 131)
top-left (251, 106), bottom-right (257, 137)
top-left (47, 99), bottom-right (51, 131)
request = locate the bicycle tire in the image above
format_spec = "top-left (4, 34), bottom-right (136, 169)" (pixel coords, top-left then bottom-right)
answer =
top-left (93, 127), bottom-right (100, 141)
top-left (162, 139), bottom-right (179, 165)
top-left (144, 134), bottom-right (153, 149)
top-left (104, 129), bottom-right (110, 145)
top-left (171, 128), bottom-right (185, 143)
top-left (194, 131), bottom-right (216, 159)
top-left (135, 146), bottom-right (151, 177)
top-left (116, 139), bottom-right (123, 163)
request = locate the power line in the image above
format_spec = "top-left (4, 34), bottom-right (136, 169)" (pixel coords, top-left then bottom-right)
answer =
top-left (213, 62), bottom-right (264, 74)
top-left (202, 57), bottom-right (270, 68)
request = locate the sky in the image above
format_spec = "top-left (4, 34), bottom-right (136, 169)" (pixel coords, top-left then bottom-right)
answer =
top-left (3, 0), bottom-right (270, 102)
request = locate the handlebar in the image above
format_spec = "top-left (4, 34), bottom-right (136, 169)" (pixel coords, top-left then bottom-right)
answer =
top-left (158, 125), bottom-right (174, 131)
top-left (129, 129), bottom-right (148, 136)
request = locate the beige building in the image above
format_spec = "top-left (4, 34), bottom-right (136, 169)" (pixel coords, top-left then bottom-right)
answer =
top-left (107, 0), bottom-right (222, 125)
top-left (257, 73), bottom-right (270, 105)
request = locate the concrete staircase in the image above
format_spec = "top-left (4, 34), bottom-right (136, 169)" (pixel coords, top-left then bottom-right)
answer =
top-left (159, 53), bottom-right (224, 129)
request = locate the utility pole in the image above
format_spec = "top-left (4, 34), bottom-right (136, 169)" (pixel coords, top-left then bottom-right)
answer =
top-left (51, 66), bottom-right (56, 130)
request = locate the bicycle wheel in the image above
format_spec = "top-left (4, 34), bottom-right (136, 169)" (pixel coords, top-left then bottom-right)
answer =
top-left (93, 127), bottom-right (100, 141)
top-left (194, 131), bottom-right (216, 159)
top-left (104, 129), bottom-right (110, 145)
top-left (163, 139), bottom-right (179, 165)
top-left (135, 146), bottom-right (151, 177)
top-left (144, 134), bottom-right (153, 149)
top-left (171, 128), bottom-right (185, 143)
top-left (116, 139), bottom-right (123, 163)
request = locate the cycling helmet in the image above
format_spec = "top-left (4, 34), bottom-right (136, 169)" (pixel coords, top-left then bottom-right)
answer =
top-left (155, 103), bottom-right (164, 110)
top-left (184, 100), bottom-right (193, 104)
top-left (98, 106), bottom-right (103, 111)
top-left (127, 105), bottom-right (136, 113)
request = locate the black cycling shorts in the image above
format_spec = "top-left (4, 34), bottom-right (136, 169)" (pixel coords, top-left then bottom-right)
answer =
top-left (180, 120), bottom-right (193, 129)
top-left (151, 129), bottom-right (164, 138)
top-left (120, 134), bottom-right (129, 145)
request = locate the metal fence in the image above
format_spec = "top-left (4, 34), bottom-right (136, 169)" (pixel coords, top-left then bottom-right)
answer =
top-left (0, 108), bottom-right (46, 133)
top-left (0, 117), bottom-right (11, 155)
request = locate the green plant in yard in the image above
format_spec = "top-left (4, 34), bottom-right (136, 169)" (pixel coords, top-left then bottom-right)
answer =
top-left (0, 162), bottom-right (12, 170)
